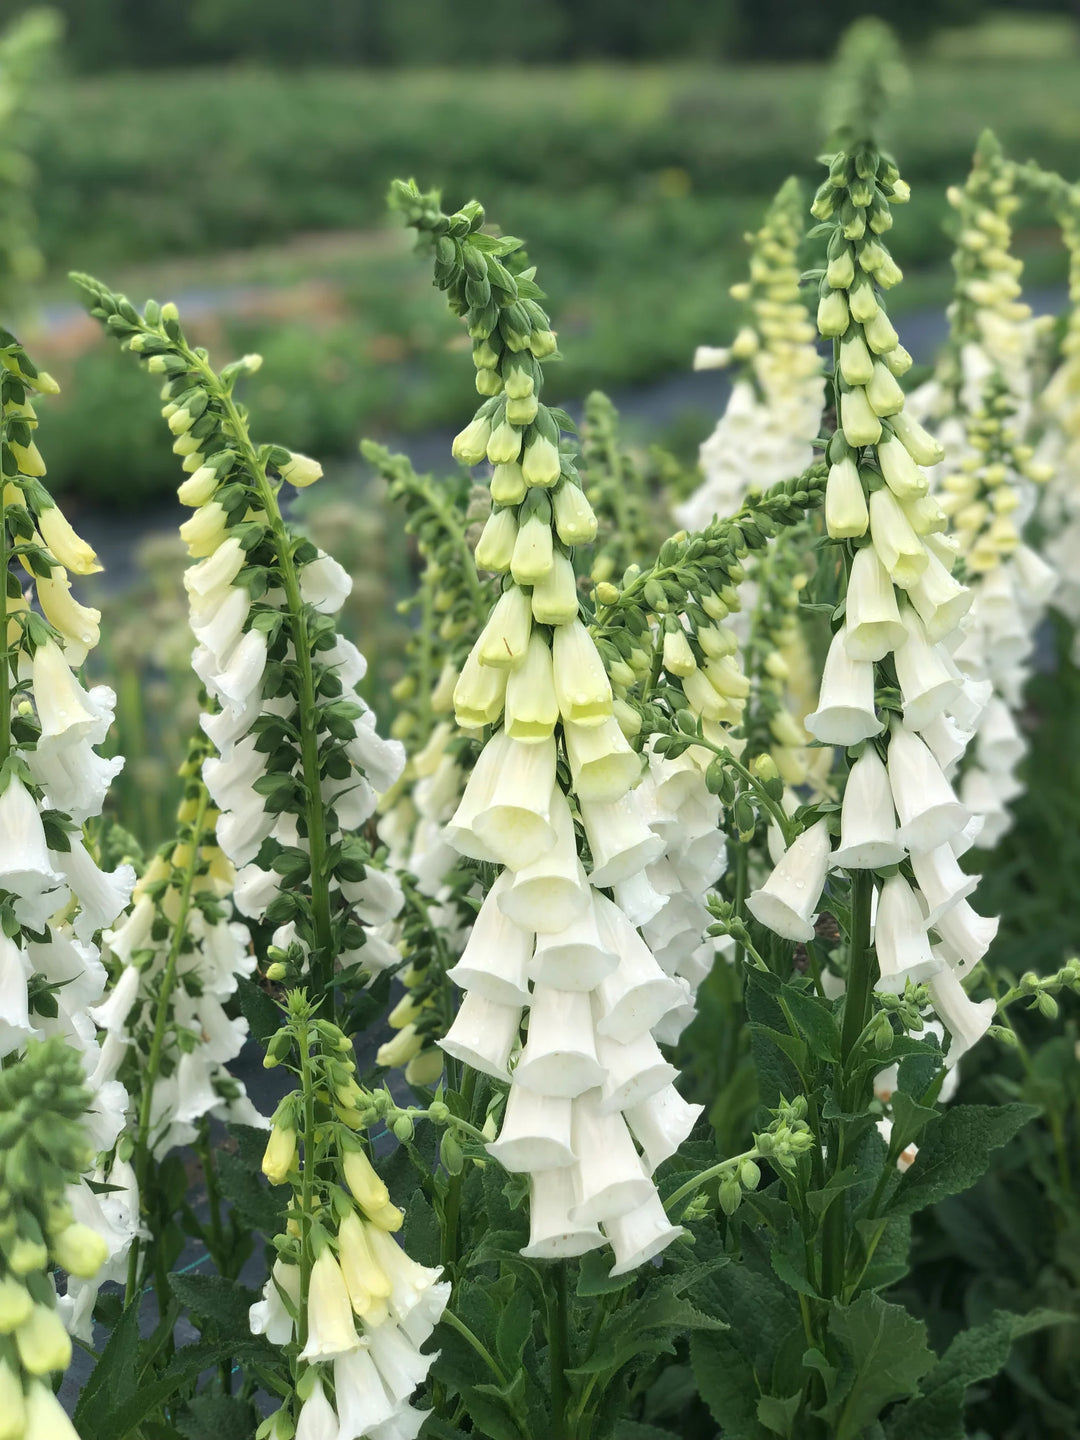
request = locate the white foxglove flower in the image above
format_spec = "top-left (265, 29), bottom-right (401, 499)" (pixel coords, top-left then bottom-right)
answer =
top-left (487, 1085), bottom-right (575, 1172)
top-left (298, 1249), bottom-right (361, 1362)
top-left (0, 775), bottom-right (63, 901)
top-left (570, 1089), bottom-right (653, 1225)
top-left (445, 873), bottom-right (532, 1005)
top-left (596, 1028), bottom-right (678, 1113)
top-left (832, 747), bottom-right (905, 870)
top-left (909, 845), bottom-right (977, 927)
top-left (439, 990), bottom-right (521, 1080)
top-left (593, 896), bottom-right (685, 1043)
top-left (625, 1084), bottom-right (703, 1173)
top-left (844, 544), bottom-right (908, 662)
top-left (933, 898), bottom-right (999, 974)
top-left (580, 792), bottom-right (664, 888)
top-left (746, 819), bottom-right (832, 942)
top-left (514, 986), bottom-right (604, 1097)
top-left (521, 1168), bottom-right (605, 1260)
top-left (295, 1376), bottom-right (340, 1440)
top-left (606, 1189), bottom-right (684, 1277)
top-left (874, 874), bottom-right (942, 991)
top-left (498, 788), bottom-right (591, 933)
top-left (469, 734), bottom-right (558, 870)
top-left (529, 895), bottom-right (618, 991)
top-left (564, 716), bottom-right (641, 803)
top-left (887, 722), bottom-right (969, 851)
top-left (894, 606), bottom-right (960, 730)
top-left (925, 967), bottom-right (996, 1063)
top-left (805, 626), bottom-right (882, 745)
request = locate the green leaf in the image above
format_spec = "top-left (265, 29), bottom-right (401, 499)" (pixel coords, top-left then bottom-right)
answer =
top-left (780, 983), bottom-right (842, 1064)
top-left (495, 1286), bottom-right (534, 1373)
top-left (887, 1104), bottom-right (1040, 1218)
top-left (886, 1093), bottom-right (940, 1159)
top-left (805, 1164), bottom-right (862, 1219)
top-left (884, 1309), bottom-right (1069, 1440)
top-left (692, 1330), bottom-right (773, 1440)
top-left (167, 1273), bottom-right (259, 1336)
top-left (176, 1392), bottom-right (259, 1440)
top-left (234, 975), bottom-right (281, 1045)
top-left (824, 1294), bottom-right (934, 1440)
top-left (614, 1424), bottom-right (683, 1440)
top-left (576, 1246), bottom-right (635, 1296)
top-left (758, 1391), bottom-right (803, 1437)
top-left (73, 1297), bottom-right (141, 1436)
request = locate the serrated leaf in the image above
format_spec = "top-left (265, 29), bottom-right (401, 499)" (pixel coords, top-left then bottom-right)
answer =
top-left (779, 983), bottom-right (842, 1064)
top-left (234, 975), bottom-right (282, 1045)
top-left (168, 1272), bottom-right (259, 1336)
top-left (887, 1104), bottom-right (1040, 1218)
top-left (692, 1329), bottom-right (772, 1440)
top-left (757, 1391), bottom-right (803, 1437)
top-left (176, 1392), bottom-right (259, 1440)
top-left (884, 1309), bottom-right (1069, 1440)
top-left (495, 1286), bottom-right (534, 1373)
top-left (823, 1294), bottom-right (934, 1440)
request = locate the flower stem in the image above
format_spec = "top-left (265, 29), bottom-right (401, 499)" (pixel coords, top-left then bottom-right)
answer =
top-left (295, 1008), bottom-right (318, 1360)
top-left (549, 1261), bottom-right (571, 1440)
top-left (125, 787), bottom-right (211, 1303)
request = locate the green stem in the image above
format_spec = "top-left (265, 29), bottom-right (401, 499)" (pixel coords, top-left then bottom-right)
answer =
top-left (193, 360), bottom-right (337, 1016)
top-left (0, 475), bottom-right (9, 761)
top-left (664, 1145), bottom-right (761, 1213)
top-left (441, 1309), bottom-right (512, 1389)
top-left (126, 788), bottom-right (211, 1303)
top-left (439, 1067), bottom-right (478, 1270)
top-left (295, 1012), bottom-right (318, 1359)
top-left (549, 1262), bottom-right (571, 1440)
top-left (732, 839), bottom-right (748, 969)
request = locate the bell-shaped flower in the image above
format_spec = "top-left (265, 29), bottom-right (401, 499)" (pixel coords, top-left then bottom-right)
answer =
top-left (581, 792), bottom-right (664, 888)
top-left (474, 507), bottom-right (517, 573)
top-left (366, 1321), bottom-right (438, 1404)
top-left (365, 1226), bottom-right (446, 1330)
top-left (248, 1259), bottom-right (300, 1346)
top-left (596, 1028), bottom-right (677, 1113)
top-left (27, 733), bottom-right (124, 825)
top-left (565, 716), bottom-right (641, 803)
top-left (24, 1382), bottom-right (83, 1440)
top-left (553, 481), bottom-right (598, 545)
top-left (593, 895), bottom-right (685, 1042)
top-left (216, 792), bottom-right (276, 868)
top-left (333, 1347), bottom-right (397, 1437)
top-left (907, 551), bottom-right (973, 643)
top-left (531, 552), bottom-right (580, 626)
top-left (337, 1211), bottom-right (392, 1316)
top-left (510, 511), bottom-right (554, 585)
top-left (925, 966), bottom-right (996, 1064)
top-left (874, 873), bottom-right (943, 991)
top-left (445, 729), bottom-right (511, 863)
top-left (16, 1303), bottom-right (72, 1374)
top-left (201, 627), bottom-right (268, 714)
top-left (839, 331), bottom-right (874, 386)
top-left (298, 1248), bottom-right (361, 1362)
top-left (0, 936), bottom-right (33, 1058)
top-left (746, 819), bottom-right (832, 943)
top-left (890, 409), bottom-right (944, 467)
top-left (551, 620), bottom-right (612, 726)
top-left (32, 640), bottom-right (106, 744)
top-left (887, 722), bottom-right (969, 851)
top-left (470, 734), bottom-right (558, 871)
top-left (868, 487), bottom-right (927, 590)
top-left (877, 435), bottom-right (929, 499)
top-left (505, 633), bottom-right (558, 743)
top-left (445, 873), bottom-right (532, 1006)
top-left (453, 635), bottom-right (508, 729)
top-left (487, 1085), bottom-right (575, 1172)
top-left (477, 584), bottom-right (532, 670)
top-left (439, 989), bottom-right (521, 1081)
top-left (38, 504), bottom-right (100, 574)
top-left (933, 898), bottom-right (999, 975)
top-left (0, 775), bottom-right (63, 900)
top-left (840, 386), bottom-right (882, 447)
top-left (53, 842), bottom-right (135, 942)
top-left (920, 711), bottom-right (969, 778)
top-left (805, 626), bottom-right (882, 745)
top-left (189, 583), bottom-right (250, 668)
top-left (514, 986), bottom-right (604, 1098)
top-left (606, 1189), bottom-right (684, 1277)
top-left (612, 868), bottom-right (668, 928)
top-left (35, 571), bottom-right (100, 664)
top-left (866, 359), bottom-right (904, 416)
top-left (569, 1090), bottom-right (653, 1225)
top-left (844, 545), bottom-right (907, 662)
top-left (894, 606), bottom-right (961, 731)
top-left (299, 553), bottom-right (352, 614)
top-left (625, 1084), bottom-right (703, 1173)
top-left (529, 894), bottom-right (618, 991)
top-left (521, 1167), bottom-right (605, 1260)
top-left (909, 844), bottom-right (977, 927)
top-left (825, 457), bottom-right (869, 538)
top-left (346, 710), bottom-right (406, 795)
top-left (1012, 543), bottom-right (1057, 606)
top-left (499, 787), bottom-right (591, 933)
top-left (975, 697), bottom-right (1026, 772)
top-left (832, 747), bottom-right (905, 870)
top-left (295, 1375), bottom-right (340, 1440)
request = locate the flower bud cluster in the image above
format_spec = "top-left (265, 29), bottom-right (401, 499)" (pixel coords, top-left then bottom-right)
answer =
top-left (397, 181), bottom-right (700, 1274)
top-left (0, 1037), bottom-right (110, 1440)
top-left (749, 148), bottom-right (999, 1067)
top-left (254, 996), bottom-right (447, 1440)
top-left (74, 279), bottom-right (407, 1007)
top-left (679, 177), bottom-right (825, 532)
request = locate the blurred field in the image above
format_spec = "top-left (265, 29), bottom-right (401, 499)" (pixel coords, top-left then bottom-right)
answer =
top-left (19, 55), bottom-right (1080, 504)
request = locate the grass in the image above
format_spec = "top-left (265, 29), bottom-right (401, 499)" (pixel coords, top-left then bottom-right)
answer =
top-left (18, 56), bottom-right (1080, 504)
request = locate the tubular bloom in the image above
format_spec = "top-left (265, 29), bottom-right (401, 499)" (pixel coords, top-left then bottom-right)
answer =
top-left (678, 177), bottom-right (825, 531)
top-left (0, 1038), bottom-right (110, 1434)
top-left (76, 282), bottom-right (407, 1004)
top-left (397, 184), bottom-right (702, 1272)
top-left (0, 336), bottom-right (133, 1353)
top-left (749, 137), bottom-right (1000, 1063)
top-left (907, 139), bottom-right (1057, 847)
top-left (252, 1002), bottom-right (447, 1440)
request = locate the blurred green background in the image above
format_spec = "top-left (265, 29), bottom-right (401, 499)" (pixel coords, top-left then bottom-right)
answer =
top-left (2, 0), bottom-right (1078, 509)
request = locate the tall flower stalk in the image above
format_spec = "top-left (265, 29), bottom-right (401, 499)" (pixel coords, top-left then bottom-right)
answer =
top-left (73, 278), bottom-right (407, 1025)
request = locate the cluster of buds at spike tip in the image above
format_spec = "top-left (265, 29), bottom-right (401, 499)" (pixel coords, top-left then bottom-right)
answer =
top-left (361, 443), bottom-right (497, 1089)
top-left (679, 176), bottom-right (825, 533)
top-left (73, 277), bottom-right (407, 1010)
top-left (0, 1037), bottom-right (111, 1440)
top-left (1038, 185), bottom-right (1080, 649)
top-left (79, 728), bottom-right (268, 1324)
top-left (253, 993), bottom-right (448, 1440)
top-left (394, 180), bottom-right (709, 1274)
top-left (747, 144), bottom-right (1001, 1069)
